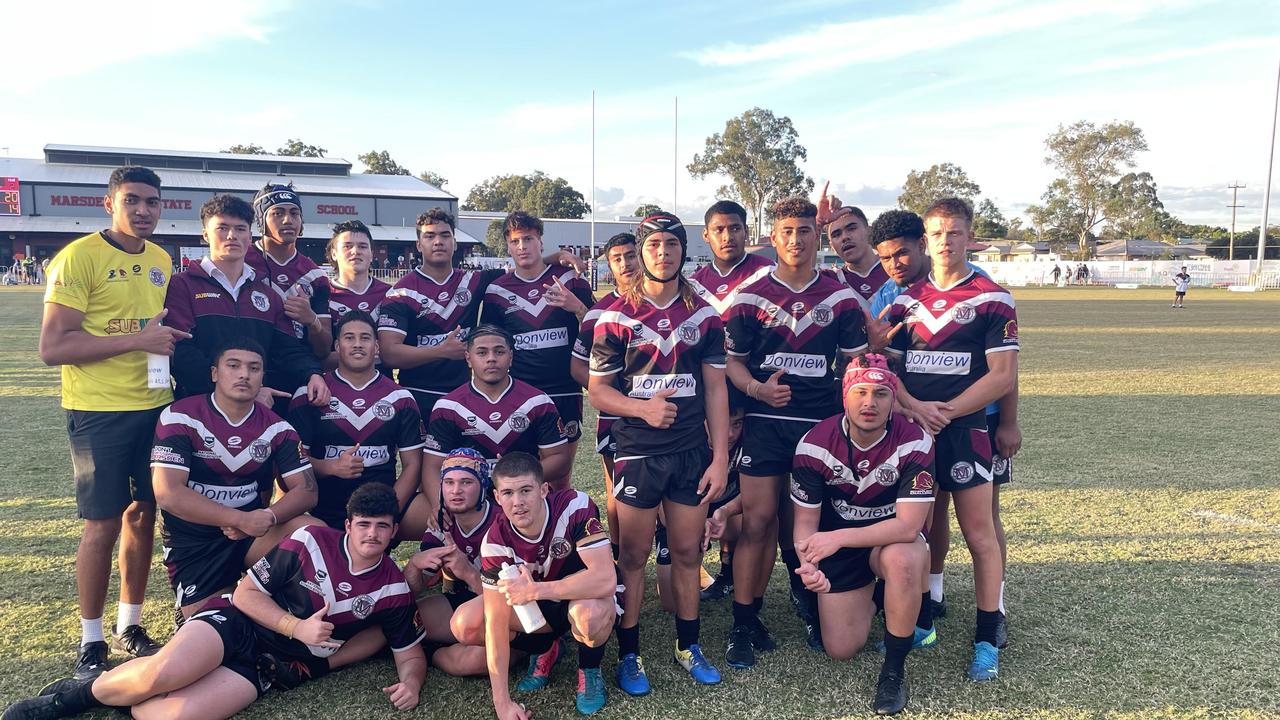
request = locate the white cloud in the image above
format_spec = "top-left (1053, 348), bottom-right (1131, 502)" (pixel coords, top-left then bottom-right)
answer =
top-left (1062, 36), bottom-right (1280, 76)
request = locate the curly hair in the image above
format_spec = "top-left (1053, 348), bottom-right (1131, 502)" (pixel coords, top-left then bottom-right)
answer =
top-left (771, 197), bottom-right (818, 221)
top-left (869, 210), bottom-right (925, 247)
top-left (416, 207), bottom-right (456, 233)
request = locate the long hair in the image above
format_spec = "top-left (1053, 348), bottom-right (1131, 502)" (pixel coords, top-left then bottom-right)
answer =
top-left (622, 272), bottom-right (699, 311)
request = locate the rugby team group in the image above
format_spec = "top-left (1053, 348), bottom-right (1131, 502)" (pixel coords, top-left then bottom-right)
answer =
top-left (5, 164), bottom-right (1020, 719)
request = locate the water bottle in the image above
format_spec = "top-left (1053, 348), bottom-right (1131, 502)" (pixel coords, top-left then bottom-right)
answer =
top-left (498, 563), bottom-right (546, 633)
top-left (146, 353), bottom-right (170, 389)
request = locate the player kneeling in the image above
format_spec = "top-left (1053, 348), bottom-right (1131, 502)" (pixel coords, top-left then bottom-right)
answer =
top-left (2, 483), bottom-right (426, 720)
top-left (790, 355), bottom-right (936, 716)
top-left (453, 452), bottom-right (616, 717)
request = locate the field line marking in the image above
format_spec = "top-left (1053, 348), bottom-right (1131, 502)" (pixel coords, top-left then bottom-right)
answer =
top-left (1190, 510), bottom-right (1280, 532)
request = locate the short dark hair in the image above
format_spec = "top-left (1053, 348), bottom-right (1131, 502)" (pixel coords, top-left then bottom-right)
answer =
top-left (704, 200), bottom-right (747, 226)
top-left (108, 166), bottom-right (162, 197)
top-left (493, 451), bottom-right (543, 485)
top-left (922, 197), bottom-right (973, 227)
top-left (839, 206), bottom-right (869, 225)
top-left (347, 482), bottom-right (399, 520)
top-left (771, 197), bottom-right (818, 222)
top-left (503, 211), bottom-right (543, 239)
top-left (467, 323), bottom-right (513, 350)
top-left (416, 208), bottom-right (456, 233)
top-left (335, 310), bottom-right (377, 337)
top-left (869, 210), bottom-right (926, 247)
top-left (328, 220), bottom-right (372, 262)
top-left (211, 337), bottom-right (265, 367)
top-left (200, 194), bottom-right (255, 225)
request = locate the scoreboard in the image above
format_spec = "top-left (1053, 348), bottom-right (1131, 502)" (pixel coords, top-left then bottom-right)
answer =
top-left (1, 177), bottom-right (18, 216)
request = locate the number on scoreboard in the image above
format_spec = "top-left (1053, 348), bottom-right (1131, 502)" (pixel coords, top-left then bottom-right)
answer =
top-left (0, 177), bottom-right (19, 216)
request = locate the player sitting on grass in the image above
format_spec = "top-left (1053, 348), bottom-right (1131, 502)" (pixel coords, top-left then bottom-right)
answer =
top-left (2, 483), bottom-right (427, 720)
top-left (791, 355), bottom-right (936, 716)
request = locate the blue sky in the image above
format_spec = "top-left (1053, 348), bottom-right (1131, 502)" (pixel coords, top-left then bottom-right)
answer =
top-left (3, 0), bottom-right (1278, 228)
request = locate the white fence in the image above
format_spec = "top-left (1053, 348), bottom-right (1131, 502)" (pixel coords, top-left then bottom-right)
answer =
top-left (973, 259), bottom-right (1280, 290)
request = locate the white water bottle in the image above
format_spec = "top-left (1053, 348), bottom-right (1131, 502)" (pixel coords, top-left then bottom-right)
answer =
top-left (498, 563), bottom-right (546, 633)
top-left (146, 353), bottom-right (170, 389)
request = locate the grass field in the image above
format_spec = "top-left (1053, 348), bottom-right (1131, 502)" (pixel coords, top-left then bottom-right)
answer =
top-left (1, 284), bottom-right (1278, 719)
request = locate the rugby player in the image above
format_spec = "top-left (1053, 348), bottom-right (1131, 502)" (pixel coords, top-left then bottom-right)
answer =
top-left (482, 211), bottom-right (595, 487)
top-left (723, 198), bottom-right (868, 664)
top-left (817, 183), bottom-right (887, 303)
top-left (867, 208), bottom-right (1021, 644)
top-left (151, 339), bottom-right (322, 620)
top-left (1, 484), bottom-right (426, 719)
top-left (457, 453), bottom-right (615, 717)
top-left (422, 324), bottom-right (573, 506)
top-left (791, 355), bottom-right (935, 716)
top-left (883, 198), bottom-right (1019, 681)
top-left (589, 213), bottom-right (730, 692)
top-left (39, 166), bottom-right (188, 677)
top-left (686, 200), bottom-right (774, 316)
top-left (287, 311), bottom-right (431, 537)
top-left (326, 220), bottom-right (391, 350)
top-left (1172, 266), bottom-right (1190, 308)
top-left (165, 195), bottom-right (328, 407)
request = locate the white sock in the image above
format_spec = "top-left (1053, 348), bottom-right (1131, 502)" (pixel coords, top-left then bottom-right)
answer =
top-left (81, 617), bottom-right (105, 646)
top-left (117, 602), bottom-right (143, 632)
top-left (928, 573), bottom-right (944, 603)
top-left (998, 581), bottom-right (1006, 615)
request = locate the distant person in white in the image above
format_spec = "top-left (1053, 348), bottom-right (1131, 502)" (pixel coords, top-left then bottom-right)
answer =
top-left (1171, 267), bottom-right (1191, 308)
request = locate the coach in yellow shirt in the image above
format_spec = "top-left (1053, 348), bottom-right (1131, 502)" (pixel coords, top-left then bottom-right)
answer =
top-left (39, 166), bottom-right (190, 681)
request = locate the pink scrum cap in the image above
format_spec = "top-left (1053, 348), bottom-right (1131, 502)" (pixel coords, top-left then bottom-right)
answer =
top-left (842, 353), bottom-right (898, 401)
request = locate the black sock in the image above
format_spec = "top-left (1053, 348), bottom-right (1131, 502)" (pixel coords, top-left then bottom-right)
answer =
top-left (917, 592), bottom-right (933, 630)
top-left (881, 631), bottom-right (912, 677)
top-left (752, 596), bottom-right (764, 614)
top-left (610, 543), bottom-right (620, 563)
top-left (675, 617), bottom-right (700, 651)
top-left (617, 623), bottom-right (640, 658)
top-left (732, 601), bottom-right (755, 629)
top-left (719, 543), bottom-right (734, 583)
top-left (975, 609), bottom-right (1001, 646)
top-left (59, 679), bottom-right (103, 713)
top-left (578, 640), bottom-right (605, 670)
top-left (511, 631), bottom-right (558, 656)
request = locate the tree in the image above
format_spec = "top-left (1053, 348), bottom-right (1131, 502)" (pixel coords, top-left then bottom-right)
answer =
top-left (1042, 120), bottom-right (1149, 256)
top-left (973, 199), bottom-right (1008, 239)
top-left (897, 163), bottom-right (981, 216)
top-left (276, 139), bottom-right (326, 157)
top-left (463, 171), bottom-right (590, 219)
top-left (1205, 226), bottom-right (1280, 259)
top-left (419, 171), bottom-right (448, 189)
top-left (687, 107), bottom-right (814, 240)
top-left (1105, 171), bottom-right (1164, 240)
top-left (359, 150), bottom-right (412, 176)
top-left (1026, 179), bottom-right (1088, 255)
top-left (632, 203), bottom-right (666, 218)
top-left (223, 143), bottom-right (267, 155)
top-left (485, 220), bottom-right (508, 257)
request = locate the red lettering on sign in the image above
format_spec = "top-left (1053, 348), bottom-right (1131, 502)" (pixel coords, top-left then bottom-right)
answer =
top-left (316, 204), bottom-right (358, 215)
top-left (161, 199), bottom-right (192, 210)
top-left (50, 195), bottom-right (102, 207)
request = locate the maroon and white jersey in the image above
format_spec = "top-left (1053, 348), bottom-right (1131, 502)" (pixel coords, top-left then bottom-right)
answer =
top-left (885, 271), bottom-right (1019, 428)
top-left (482, 265), bottom-right (595, 396)
top-left (829, 263), bottom-right (889, 304)
top-left (246, 244), bottom-right (333, 340)
top-left (424, 379), bottom-right (566, 463)
top-left (791, 413), bottom-right (935, 532)
top-left (687, 253), bottom-right (775, 318)
top-left (573, 291), bottom-right (621, 451)
top-left (725, 271), bottom-right (869, 422)
top-left (480, 490), bottom-right (609, 587)
top-left (329, 276), bottom-right (392, 325)
top-left (150, 395), bottom-right (309, 546)
top-left (420, 500), bottom-right (501, 567)
top-left (378, 268), bottom-right (500, 399)
top-left (287, 371), bottom-right (424, 524)
top-left (589, 294), bottom-right (726, 458)
top-left (248, 525), bottom-right (424, 659)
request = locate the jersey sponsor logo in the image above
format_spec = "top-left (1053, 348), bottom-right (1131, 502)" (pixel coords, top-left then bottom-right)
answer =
top-left (716, 283), bottom-right (729, 294)
top-left (657, 318), bottom-right (672, 330)
top-left (629, 373), bottom-right (697, 398)
top-left (104, 318), bottom-right (145, 334)
top-left (188, 479), bottom-right (259, 507)
top-left (526, 288), bottom-right (540, 299)
top-left (760, 352), bottom-right (828, 377)
top-left (194, 292), bottom-right (221, 300)
top-left (352, 595), bottom-right (374, 620)
top-left (550, 537), bottom-right (572, 559)
top-left (251, 290), bottom-right (270, 312)
top-left (950, 462), bottom-right (974, 482)
top-left (791, 301), bottom-right (806, 315)
top-left (678, 322), bottom-right (701, 345)
top-left (509, 412), bottom-right (530, 432)
top-left (931, 299), bottom-right (947, 310)
top-left (812, 303), bottom-right (833, 327)
top-left (149, 267), bottom-right (165, 287)
top-left (151, 446), bottom-right (185, 464)
top-left (324, 444), bottom-right (391, 466)
top-left (860, 284), bottom-right (872, 295)
top-left (357, 301), bottom-right (370, 311)
top-left (911, 471), bottom-right (934, 494)
top-left (514, 326), bottom-right (569, 350)
top-left (424, 434), bottom-right (442, 450)
top-left (905, 350), bottom-right (971, 375)
top-left (227, 435), bottom-right (242, 447)
top-left (277, 273), bottom-right (290, 285)
top-left (300, 580), bottom-right (325, 595)
top-left (378, 315), bottom-right (397, 327)
top-left (832, 499), bottom-right (896, 522)
top-left (352, 398), bottom-right (366, 408)
top-left (856, 459), bottom-right (870, 471)
top-left (740, 455), bottom-right (752, 467)
top-left (874, 465), bottom-right (899, 486)
top-left (418, 332), bottom-right (450, 348)
top-left (790, 479), bottom-right (811, 502)
top-left (437, 291), bottom-right (450, 301)
top-left (337, 581), bottom-right (353, 595)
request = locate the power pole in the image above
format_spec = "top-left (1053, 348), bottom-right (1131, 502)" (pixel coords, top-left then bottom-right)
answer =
top-left (1228, 182), bottom-right (1245, 260)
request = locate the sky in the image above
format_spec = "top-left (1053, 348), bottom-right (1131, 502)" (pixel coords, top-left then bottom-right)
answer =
top-left (3, 0), bottom-right (1279, 230)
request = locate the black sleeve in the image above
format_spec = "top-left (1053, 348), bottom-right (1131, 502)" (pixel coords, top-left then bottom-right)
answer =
top-left (270, 325), bottom-right (322, 392)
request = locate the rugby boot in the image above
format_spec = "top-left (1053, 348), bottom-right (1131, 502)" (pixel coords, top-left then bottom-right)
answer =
top-left (72, 642), bottom-right (108, 680)
top-left (111, 624), bottom-right (163, 657)
top-left (873, 669), bottom-right (909, 715)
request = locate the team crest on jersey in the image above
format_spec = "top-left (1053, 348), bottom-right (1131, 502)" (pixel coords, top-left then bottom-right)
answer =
top-left (296, 278), bottom-right (313, 297)
top-left (509, 412), bottom-right (530, 432)
top-left (352, 595), bottom-right (374, 620)
top-left (875, 465), bottom-right (899, 487)
top-left (911, 471), bottom-right (934, 494)
top-left (678, 322), bottom-right (701, 345)
top-left (250, 440), bottom-right (271, 462)
top-left (454, 289), bottom-right (472, 305)
top-left (812, 304), bottom-right (833, 327)
top-left (149, 267), bottom-right (165, 287)
top-left (1003, 320), bottom-right (1018, 343)
top-left (251, 290), bottom-right (270, 312)
top-left (952, 304), bottom-right (975, 324)
top-left (373, 401), bottom-right (394, 420)
top-left (950, 462), bottom-right (974, 482)
top-left (549, 537), bottom-right (573, 559)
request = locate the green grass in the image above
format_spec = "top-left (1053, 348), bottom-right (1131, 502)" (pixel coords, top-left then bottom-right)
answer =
top-left (1, 285), bottom-right (1278, 719)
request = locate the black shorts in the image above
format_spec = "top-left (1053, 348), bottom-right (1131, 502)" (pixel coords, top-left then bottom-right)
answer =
top-left (189, 602), bottom-right (269, 698)
top-left (818, 546), bottom-right (875, 594)
top-left (164, 535), bottom-right (254, 608)
top-left (613, 445), bottom-right (711, 509)
top-left (66, 407), bottom-right (163, 519)
top-left (595, 416), bottom-right (617, 456)
top-left (654, 520), bottom-right (670, 567)
top-left (934, 424), bottom-right (994, 493)
top-left (549, 393), bottom-right (583, 443)
top-left (445, 587), bottom-right (478, 610)
top-left (1175, 291), bottom-right (1186, 297)
top-left (986, 412), bottom-right (1012, 485)
top-left (740, 416), bottom-right (816, 477)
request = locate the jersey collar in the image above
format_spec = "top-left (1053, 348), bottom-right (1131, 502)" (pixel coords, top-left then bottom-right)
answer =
top-left (927, 269), bottom-right (976, 292)
top-left (255, 241), bottom-right (298, 267)
top-left (341, 533), bottom-right (386, 576)
top-left (453, 500), bottom-right (492, 538)
top-left (415, 266), bottom-right (456, 286)
top-left (512, 264), bottom-right (553, 284)
top-left (470, 377), bottom-right (514, 404)
top-left (512, 499), bottom-right (551, 545)
top-left (333, 275), bottom-right (375, 295)
top-left (841, 415), bottom-right (889, 453)
top-left (709, 252), bottom-right (751, 278)
top-left (208, 393), bottom-right (255, 428)
top-left (768, 269), bottom-right (821, 293)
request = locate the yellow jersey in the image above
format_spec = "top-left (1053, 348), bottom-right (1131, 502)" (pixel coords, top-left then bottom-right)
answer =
top-left (44, 232), bottom-right (174, 411)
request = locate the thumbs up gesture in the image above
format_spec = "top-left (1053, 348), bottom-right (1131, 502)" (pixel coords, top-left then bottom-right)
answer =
top-left (639, 388), bottom-right (679, 429)
top-left (331, 444), bottom-right (364, 479)
top-left (758, 368), bottom-right (792, 408)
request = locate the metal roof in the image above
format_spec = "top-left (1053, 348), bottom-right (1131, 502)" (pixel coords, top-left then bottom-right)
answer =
top-left (45, 143), bottom-right (350, 167)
